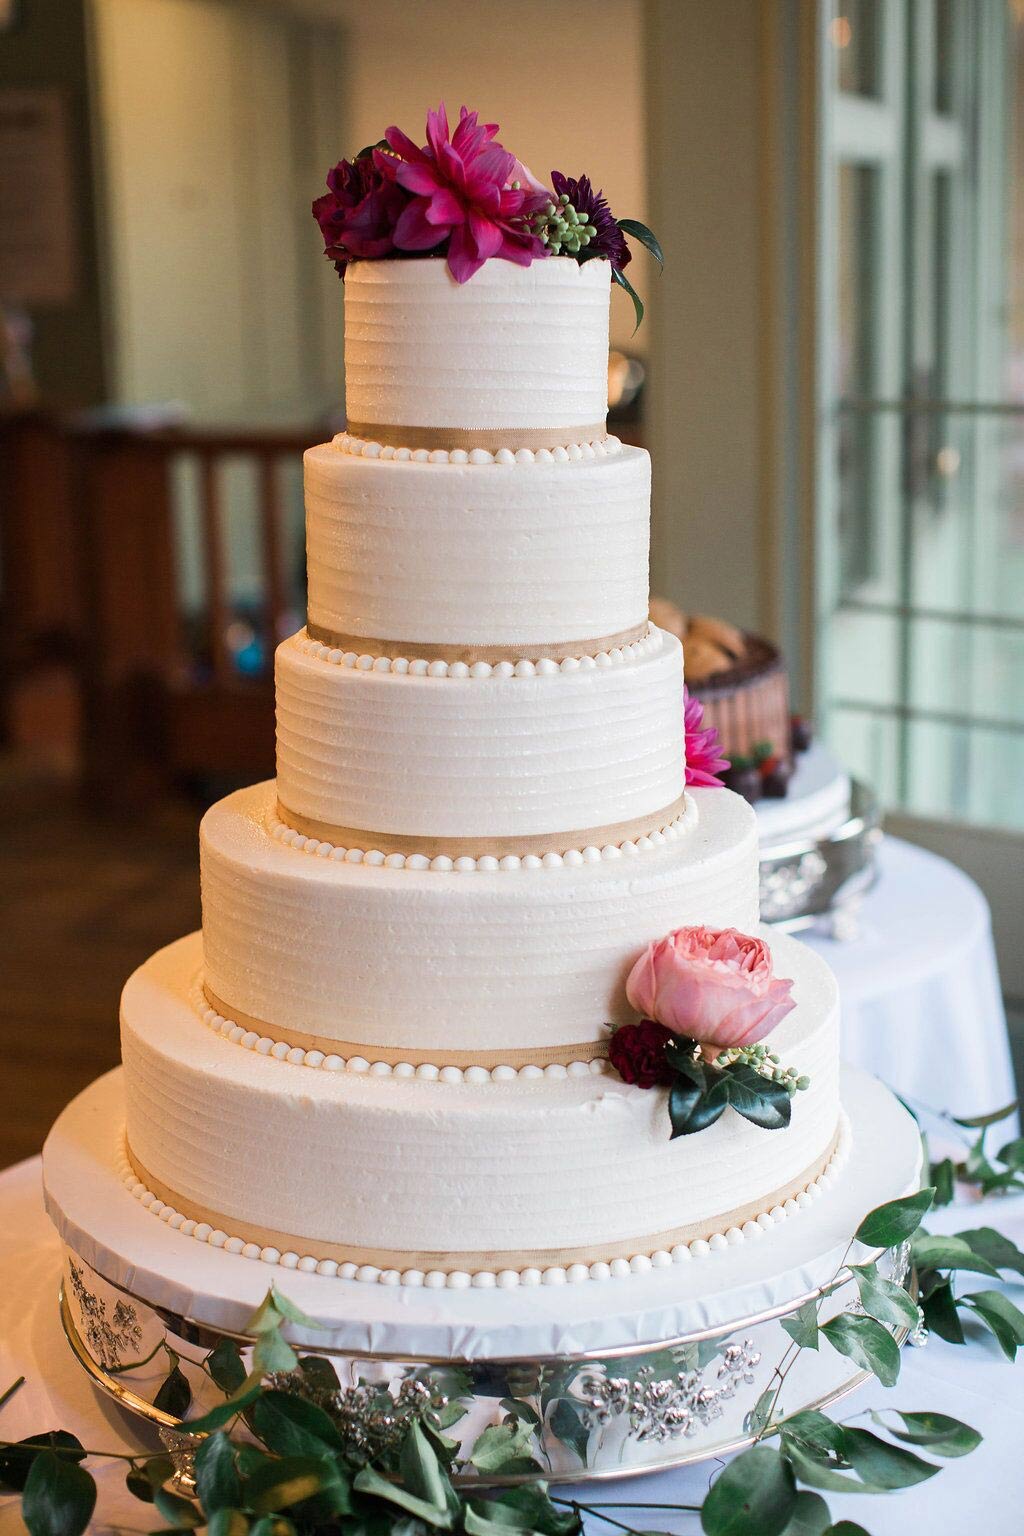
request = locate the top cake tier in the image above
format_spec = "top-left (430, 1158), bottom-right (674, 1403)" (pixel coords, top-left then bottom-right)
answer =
top-left (344, 258), bottom-right (611, 440)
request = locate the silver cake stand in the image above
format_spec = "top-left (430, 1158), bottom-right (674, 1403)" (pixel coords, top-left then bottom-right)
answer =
top-left (759, 780), bottom-right (882, 935)
top-left (45, 1067), bottom-right (920, 1485)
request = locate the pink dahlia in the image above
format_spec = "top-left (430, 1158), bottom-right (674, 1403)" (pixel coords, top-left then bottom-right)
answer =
top-left (312, 154), bottom-right (410, 275)
top-left (684, 686), bottom-right (729, 788)
top-left (374, 104), bottom-right (548, 284)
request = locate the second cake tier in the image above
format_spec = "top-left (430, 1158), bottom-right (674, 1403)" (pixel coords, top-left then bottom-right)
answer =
top-left (200, 781), bottom-right (759, 1062)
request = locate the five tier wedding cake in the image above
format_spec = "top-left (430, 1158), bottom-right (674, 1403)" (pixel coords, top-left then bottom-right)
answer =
top-left (68, 108), bottom-right (850, 1292)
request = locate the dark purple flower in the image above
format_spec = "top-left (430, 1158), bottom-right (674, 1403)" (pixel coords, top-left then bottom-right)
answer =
top-left (550, 171), bottom-right (631, 271)
top-left (312, 154), bottom-right (410, 276)
top-left (609, 1020), bottom-right (676, 1089)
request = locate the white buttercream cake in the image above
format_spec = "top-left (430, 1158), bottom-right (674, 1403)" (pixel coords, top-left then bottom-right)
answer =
top-left (58, 254), bottom-right (851, 1287)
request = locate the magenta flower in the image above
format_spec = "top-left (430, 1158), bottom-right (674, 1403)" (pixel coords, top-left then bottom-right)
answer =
top-left (312, 155), bottom-right (410, 275)
top-left (684, 686), bottom-right (729, 788)
top-left (374, 104), bottom-right (548, 284)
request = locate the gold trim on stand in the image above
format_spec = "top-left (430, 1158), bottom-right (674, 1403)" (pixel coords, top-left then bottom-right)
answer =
top-left (303, 620), bottom-right (650, 665)
top-left (274, 794), bottom-right (687, 862)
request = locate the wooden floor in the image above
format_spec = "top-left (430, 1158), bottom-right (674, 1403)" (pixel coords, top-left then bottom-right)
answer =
top-left (0, 760), bottom-right (201, 1168)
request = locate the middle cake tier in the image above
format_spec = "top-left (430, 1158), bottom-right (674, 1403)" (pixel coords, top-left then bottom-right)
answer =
top-left (276, 624), bottom-right (686, 847)
top-left (200, 781), bottom-right (759, 1062)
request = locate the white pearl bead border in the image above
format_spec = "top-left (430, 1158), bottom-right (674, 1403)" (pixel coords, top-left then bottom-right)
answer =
top-left (295, 625), bottom-right (662, 680)
top-left (189, 980), bottom-right (611, 1085)
top-left (267, 800), bottom-right (694, 875)
top-left (117, 1113), bottom-right (851, 1290)
top-left (333, 432), bottom-right (623, 466)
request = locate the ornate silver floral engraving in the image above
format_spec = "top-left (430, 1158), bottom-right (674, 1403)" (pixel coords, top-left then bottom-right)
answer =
top-left (67, 1259), bottom-right (143, 1370)
top-left (269, 1372), bottom-right (452, 1464)
top-left (578, 1340), bottom-right (762, 1443)
top-left (759, 851), bottom-right (829, 923)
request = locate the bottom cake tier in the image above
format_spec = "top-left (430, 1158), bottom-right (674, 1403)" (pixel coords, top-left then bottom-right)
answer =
top-left (117, 931), bottom-right (841, 1285)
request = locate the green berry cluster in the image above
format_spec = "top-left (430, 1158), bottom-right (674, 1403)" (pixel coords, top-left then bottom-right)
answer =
top-left (525, 192), bottom-right (598, 255)
top-left (715, 1041), bottom-right (811, 1095)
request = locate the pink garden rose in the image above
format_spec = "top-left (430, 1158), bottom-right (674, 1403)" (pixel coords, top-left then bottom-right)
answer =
top-left (625, 926), bottom-right (796, 1058)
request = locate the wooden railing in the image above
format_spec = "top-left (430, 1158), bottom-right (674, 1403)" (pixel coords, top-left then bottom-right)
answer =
top-left (0, 411), bottom-right (319, 800)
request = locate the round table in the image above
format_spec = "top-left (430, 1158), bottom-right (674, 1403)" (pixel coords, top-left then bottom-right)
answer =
top-left (800, 836), bottom-right (1016, 1123)
top-left (3, 1156), bottom-right (1024, 1534)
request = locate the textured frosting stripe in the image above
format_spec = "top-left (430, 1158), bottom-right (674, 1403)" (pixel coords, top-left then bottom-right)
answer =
top-left (275, 796), bottom-right (688, 862)
top-left (304, 620), bottom-right (650, 666)
top-left (201, 984), bottom-right (608, 1070)
top-left (125, 1129), bottom-right (841, 1276)
top-left (343, 258), bottom-right (611, 432)
top-left (344, 421), bottom-right (608, 453)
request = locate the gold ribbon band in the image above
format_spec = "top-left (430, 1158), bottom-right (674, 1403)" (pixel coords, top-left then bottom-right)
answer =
top-left (304, 620), bottom-right (650, 666)
top-left (344, 420), bottom-right (608, 454)
top-left (275, 794), bottom-right (688, 861)
top-left (127, 1131), bottom-right (840, 1275)
top-left (202, 986), bottom-right (607, 1069)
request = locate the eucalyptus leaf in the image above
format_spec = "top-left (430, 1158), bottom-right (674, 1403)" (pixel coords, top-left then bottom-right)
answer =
top-left (868, 1410), bottom-right (981, 1458)
top-left (911, 1233), bottom-right (999, 1277)
top-left (246, 1455), bottom-right (347, 1518)
top-left (820, 1314), bottom-right (901, 1388)
top-left (153, 1483), bottom-right (203, 1528)
top-left (0, 1433), bottom-right (86, 1494)
top-left (955, 1226), bottom-right (1024, 1276)
top-left (930, 1157), bottom-right (956, 1207)
top-left (854, 1188), bottom-right (934, 1249)
top-left (252, 1329), bottom-right (299, 1377)
top-left (206, 1511), bottom-right (251, 1536)
top-left (249, 1519), bottom-right (297, 1536)
top-left (125, 1455), bottom-right (176, 1504)
top-left (780, 1442), bottom-right (883, 1496)
top-left (250, 1391), bottom-right (345, 1459)
top-left (183, 1380), bottom-right (264, 1434)
top-left (547, 1397), bottom-right (590, 1464)
top-left (400, 1420), bottom-right (454, 1509)
top-left (745, 1386), bottom-right (776, 1436)
top-left (951, 1101), bottom-right (1018, 1129)
top-left (616, 218), bottom-right (664, 266)
top-left (266, 1287), bottom-right (324, 1330)
top-left (500, 1397), bottom-right (541, 1429)
top-left (960, 1289), bottom-right (1024, 1360)
top-left (779, 1491), bottom-right (831, 1536)
top-left (153, 1364), bottom-right (192, 1420)
top-left (297, 1355), bottom-right (342, 1392)
top-left (469, 1418), bottom-right (539, 1475)
top-left (840, 1428), bottom-right (938, 1489)
top-left (195, 1432), bottom-right (242, 1514)
top-left (996, 1137), bottom-right (1024, 1169)
top-left (848, 1263), bottom-right (920, 1329)
top-left (920, 1278), bottom-right (966, 1344)
top-left (610, 266), bottom-right (643, 333)
top-left (22, 1450), bottom-right (97, 1536)
top-left (489, 1484), bottom-right (582, 1536)
top-left (780, 1301), bottom-right (819, 1351)
top-left (700, 1444), bottom-right (796, 1535)
top-left (207, 1339), bottom-right (248, 1394)
top-left (780, 1412), bottom-right (848, 1465)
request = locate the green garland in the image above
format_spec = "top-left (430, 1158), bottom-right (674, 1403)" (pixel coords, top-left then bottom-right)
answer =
top-left (4, 1121), bottom-right (1024, 1536)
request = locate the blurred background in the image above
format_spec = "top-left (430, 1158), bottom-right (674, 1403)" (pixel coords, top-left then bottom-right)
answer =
top-left (1, 0), bottom-right (1022, 1157)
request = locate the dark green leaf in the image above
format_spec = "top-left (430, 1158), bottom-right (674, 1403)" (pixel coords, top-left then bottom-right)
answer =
top-left (266, 1287), bottom-right (324, 1330)
top-left (820, 1314), bottom-right (901, 1387)
top-left (153, 1484), bottom-right (203, 1528)
top-left (297, 1354), bottom-right (341, 1392)
top-left (911, 1233), bottom-right (999, 1277)
top-left (353, 1463), bottom-right (454, 1529)
top-left (250, 1391), bottom-right (345, 1459)
top-left (500, 1397), bottom-right (541, 1429)
top-left (780, 1412), bottom-right (848, 1464)
top-left (616, 219), bottom-right (664, 267)
top-left (610, 266), bottom-right (644, 333)
top-left (22, 1450), bottom-right (96, 1536)
top-left (951, 1101), bottom-right (1018, 1129)
top-left (780, 1442), bottom-right (883, 1496)
top-left (854, 1188), bottom-right (934, 1249)
top-left (207, 1512), bottom-right (250, 1536)
top-left (996, 1136), bottom-right (1024, 1169)
top-left (245, 1455), bottom-right (346, 1518)
top-left (400, 1420), bottom-right (454, 1509)
top-left (780, 1300), bottom-right (819, 1351)
top-left (960, 1289), bottom-right (1024, 1360)
top-left (183, 1380), bottom-right (264, 1434)
top-left (489, 1485), bottom-right (581, 1536)
top-left (469, 1419), bottom-right (539, 1475)
top-left (920, 1277), bottom-right (965, 1344)
top-left (548, 1397), bottom-right (590, 1464)
top-left (779, 1491), bottom-right (831, 1536)
top-left (664, 1036), bottom-right (701, 1076)
top-left (249, 1519), bottom-right (297, 1536)
top-left (930, 1157), bottom-right (956, 1206)
top-left (868, 1409), bottom-right (981, 1458)
top-left (195, 1432), bottom-right (242, 1514)
top-left (725, 1065), bottom-right (792, 1131)
top-left (207, 1339), bottom-right (248, 1394)
top-left (745, 1386), bottom-right (776, 1436)
top-left (125, 1455), bottom-right (175, 1504)
top-left (701, 1444), bottom-right (796, 1535)
top-left (669, 1073), bottom-right (729, 1137)
top-left (153, 1364), bottom-right (192, 1419)
top-left (848, 1262), bottom-right (920, 1329)
top-left (0, 1434), bottom-right (86, 1494)
top-left (840, 1428), bottom-right (938, 1489)
top-left (955, 1226), bottom-right (1024, 1276)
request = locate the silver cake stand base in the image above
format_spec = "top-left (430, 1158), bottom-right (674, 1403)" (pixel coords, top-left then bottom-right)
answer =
top-left (45, 1067), bottom-right (921, 1484)
top-left (760, 780), bottom-right (882, 933)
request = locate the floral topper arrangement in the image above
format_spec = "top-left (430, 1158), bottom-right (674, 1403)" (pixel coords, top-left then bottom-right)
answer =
top-left (610, 926), bottom-right (807, 1136)
top-left (312, 103), bottom-right (662, 325)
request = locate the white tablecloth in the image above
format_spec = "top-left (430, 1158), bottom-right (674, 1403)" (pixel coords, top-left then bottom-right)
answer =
top-left (802, 836), bottom-right (1016, 1122)
top-left (3, 1156), bottom-right (1024, 1534)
